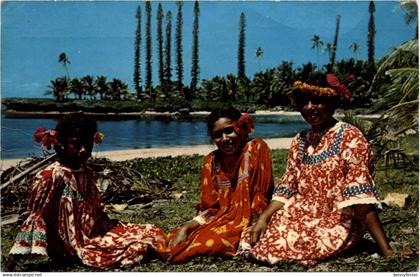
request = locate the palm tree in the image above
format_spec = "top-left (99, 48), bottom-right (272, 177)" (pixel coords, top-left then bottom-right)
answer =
top-left (225, 74), bottom-right (239, 100)
top-left (70, 78), bottom-right (85, 100)
top-left (200, 78), bottom-right (218, 101)
top-left (95, 75), bottom-right (108, 100)
top-left (324, 43), bottom-right (333, 64)
top-left (58, 52), bottom-right (70, 79)
top-left (46, 77), bottom-right (69, 102)
top-left (349, 42), bottom-right (360, 60)
top-left (251, 70), bottom-right (274, 105)
top-left (367, 39), bottom-right (418, 160)
top-left (108, 78), bottom-right (130, 100)
top-left (81, 75), bottom-right (95, 99)
top-left (311, 35), bottom-right (323, 68)
top-left (255, 47), bottom-right (264, 72)
top-left (401, 0), bottom-right (418, 39)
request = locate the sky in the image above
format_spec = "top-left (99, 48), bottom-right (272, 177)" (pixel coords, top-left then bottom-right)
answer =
top-left (1, 0), bottom-right (416, 98)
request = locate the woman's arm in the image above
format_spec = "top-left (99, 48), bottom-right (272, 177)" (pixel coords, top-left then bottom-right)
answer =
top-left (354, 204), bottom-right (393, 257)
top-left (251, 200), bottom-right (284, 245)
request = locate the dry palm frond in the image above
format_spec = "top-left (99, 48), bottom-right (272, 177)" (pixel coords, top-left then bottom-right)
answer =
top-left (1, 157), bottom-right (174, 219)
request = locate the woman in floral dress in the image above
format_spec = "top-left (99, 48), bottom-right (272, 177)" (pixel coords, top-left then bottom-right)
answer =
top-left (5, 113), bottom-right (166, 270)
top-left (238, 73), bottom-right (393, 266)
top-left (166, 107), bottom-right (274, 262)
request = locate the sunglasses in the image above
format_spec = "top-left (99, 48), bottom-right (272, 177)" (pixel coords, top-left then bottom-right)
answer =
top-left (212, 126), bottom-right (235, 139)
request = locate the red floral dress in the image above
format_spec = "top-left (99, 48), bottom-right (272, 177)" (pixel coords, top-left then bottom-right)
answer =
top-left (166, 138), bottom-right (274, 262)
top-left (9, 161), bottom-right (166, 269)
top-left (238, 122), bottom-right (381, 265)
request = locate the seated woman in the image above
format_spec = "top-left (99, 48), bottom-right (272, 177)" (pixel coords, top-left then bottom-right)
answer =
top-left (5, 113), bottom-right (166, 271)
top-left (238, 73), bottom-right (393, 266)
top-left (166, 106), bottom-right (274, 262)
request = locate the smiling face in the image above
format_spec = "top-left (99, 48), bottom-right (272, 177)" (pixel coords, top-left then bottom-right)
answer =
top-left (212, 117), bottom-right (244, 156)
top-left (295, 93), bottom-right (338, 128)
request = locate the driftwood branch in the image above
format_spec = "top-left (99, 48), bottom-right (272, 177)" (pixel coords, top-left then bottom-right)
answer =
top-left (1, 154), bottom-right (57, 190)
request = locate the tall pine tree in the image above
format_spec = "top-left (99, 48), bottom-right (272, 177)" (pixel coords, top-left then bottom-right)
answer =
top-left (145, 1), bottom-right (153, 100)
top-left (133, 6), bottom-right (142, 99)
top-left (157, 3), bottom-right (164, 90)
top-left (164, 11), bottom-right (172, 96)
top-left (237, 13), bottom-right (246, 84)
top-left (175, 1), bottom-right (184, 97)
top-left (190, 0), bottom-right (200, 97)
top-left (329, 15), bottom-right (341, 71)
top-left (367, 0), bottom-right (376, 67)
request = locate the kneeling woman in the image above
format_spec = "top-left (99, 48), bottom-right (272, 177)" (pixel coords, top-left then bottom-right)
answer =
top-left (166, 107), bottom-right (274, 262)
top-left (238, 74), bottom-right (393, 266)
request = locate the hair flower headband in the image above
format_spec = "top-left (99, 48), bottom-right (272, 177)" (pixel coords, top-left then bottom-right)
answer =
top-left (293, 74), bottom-right (350, 98)
top-left (233, 113), bottom-right (254, 135)
top-left (33, 127), bottom-right (58, 150)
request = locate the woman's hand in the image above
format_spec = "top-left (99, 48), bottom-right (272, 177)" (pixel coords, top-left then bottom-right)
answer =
top-left (250, 200), bottom-right (285, 246)
top-left (169, 227), bottom-right (189, 248)
top-left (168, 220), bottom-right (200, 248)
top-left (250, 217), bottom-right (268, 246)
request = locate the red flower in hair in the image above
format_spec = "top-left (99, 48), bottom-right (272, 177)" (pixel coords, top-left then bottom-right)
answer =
top-left (326, 73), bottom-right (350, 98)
top-left (33, 128), bottom-right (58, 150)
top-left (94, 132), bottom-right (104, 144)
top-left (233, 113), bottom-right (254, 135)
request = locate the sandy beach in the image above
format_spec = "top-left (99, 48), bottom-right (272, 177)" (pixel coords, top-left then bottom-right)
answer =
top-left (1, 109), bottom-right (379, 171)
top-left (0, 137), bottom-right (294, 171)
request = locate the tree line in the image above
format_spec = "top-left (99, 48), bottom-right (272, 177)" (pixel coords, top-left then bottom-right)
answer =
top-left (46, 0), bottom-right (417, 112)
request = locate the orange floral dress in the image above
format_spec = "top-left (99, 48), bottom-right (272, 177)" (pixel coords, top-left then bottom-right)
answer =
top-left (238, 122), bottom-right (381, 266)
top-left (9, 161), bottom-right (167, 269)
top-left (167, 138), bottom-right (274, 262)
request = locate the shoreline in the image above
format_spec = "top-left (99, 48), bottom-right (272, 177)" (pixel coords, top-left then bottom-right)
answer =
top-left (2, 109), bottom-right (304, 119)
top-left (0, 137), bottom-right (293, 171)
top-left (2, 109), bottom-right (381, 120)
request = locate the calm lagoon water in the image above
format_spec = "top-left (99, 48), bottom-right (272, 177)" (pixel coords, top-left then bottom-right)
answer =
top-left (1, 114), bottom-right (309, 159)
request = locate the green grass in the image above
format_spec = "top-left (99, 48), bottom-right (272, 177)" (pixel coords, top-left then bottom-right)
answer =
top-left (1, 149), bottom-right (418, 272)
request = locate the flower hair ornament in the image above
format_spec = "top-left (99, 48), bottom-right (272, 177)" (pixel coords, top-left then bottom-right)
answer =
top-left (94, 132), bottom-right (105, 144)
top-left (33, 128), bottom-right (104, 150)
top-left (233, 113), bottom-right (254, 136)
top-left (33, 128), bottom-right (58, 150)
top-left (293, 73), bottom-right (350, 98)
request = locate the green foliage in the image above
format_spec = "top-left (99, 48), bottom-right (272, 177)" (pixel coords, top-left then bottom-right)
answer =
top-left (1, 149), bottom-right (418, 272)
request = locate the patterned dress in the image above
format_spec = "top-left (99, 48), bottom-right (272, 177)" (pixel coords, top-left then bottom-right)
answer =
top-left (167, 138), bottom-right (274, 262)
top-left (9, 161), bottom-right (166, 269)
top-left (238, 122), bottom-right (381, 266)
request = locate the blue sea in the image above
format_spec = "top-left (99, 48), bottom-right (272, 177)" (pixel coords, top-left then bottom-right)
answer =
top-left (1, 114), bottom-right (309, 159)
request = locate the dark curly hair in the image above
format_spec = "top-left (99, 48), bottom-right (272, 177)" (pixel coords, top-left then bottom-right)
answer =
top-left (54, 113), bottom-right (97, 149)
top-left (206, 106), bottom-right (241, 137)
